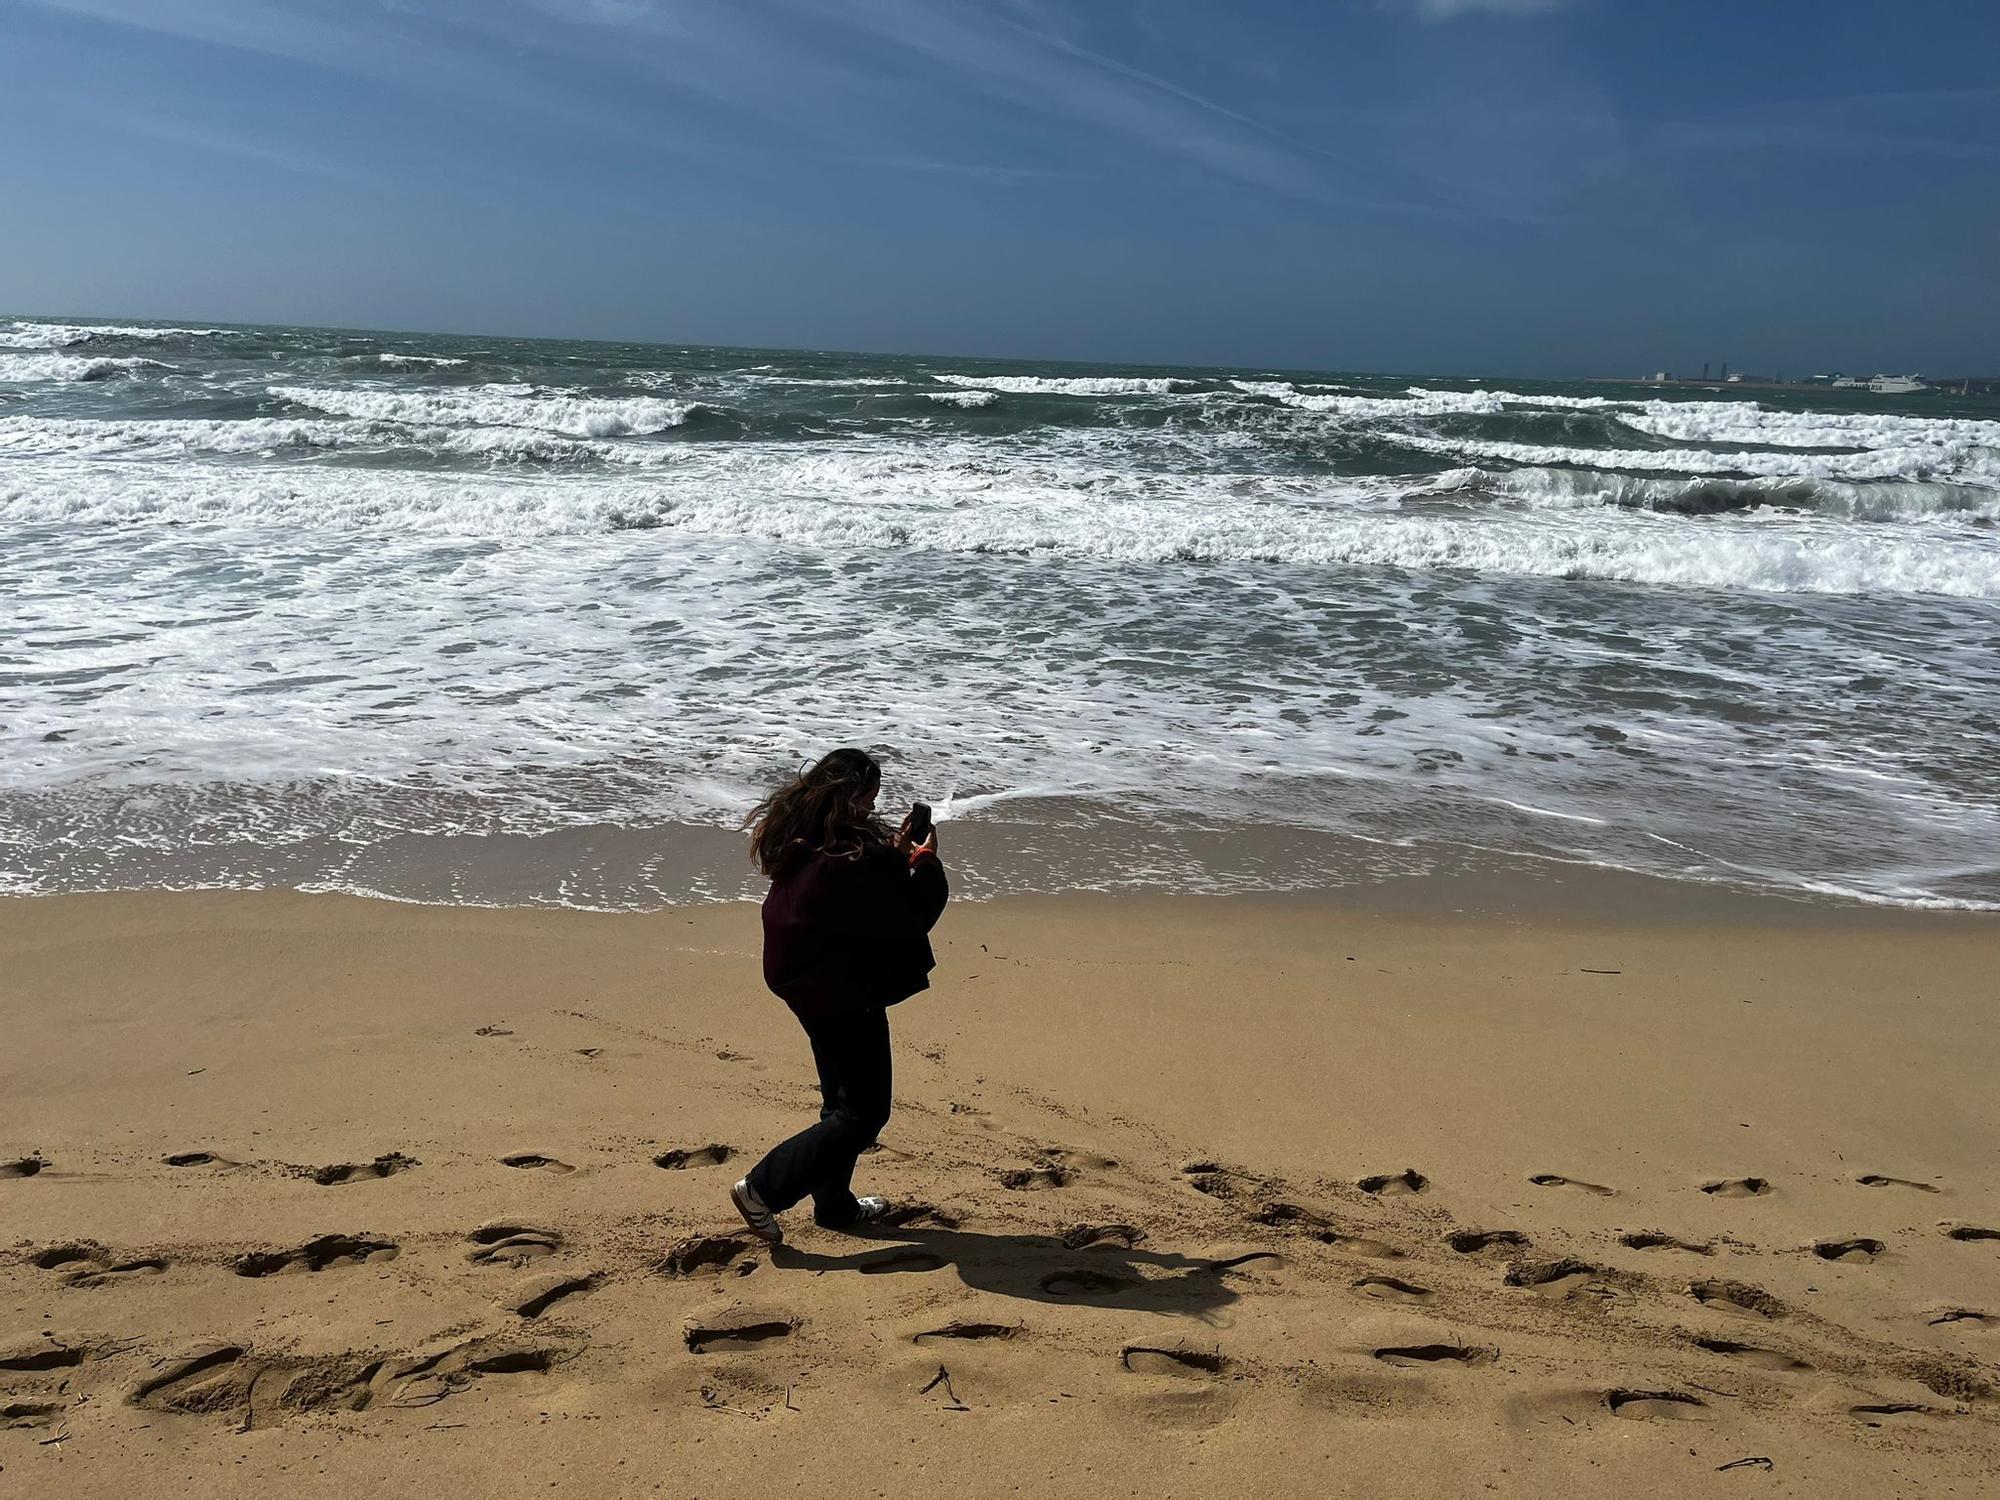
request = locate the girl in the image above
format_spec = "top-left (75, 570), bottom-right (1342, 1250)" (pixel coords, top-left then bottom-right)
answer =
top-left (731, 748), bottom-right (947, 1243)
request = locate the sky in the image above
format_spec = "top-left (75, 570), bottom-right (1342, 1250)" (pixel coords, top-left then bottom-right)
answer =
top-left (3, 0), bottom-right (1996, 376)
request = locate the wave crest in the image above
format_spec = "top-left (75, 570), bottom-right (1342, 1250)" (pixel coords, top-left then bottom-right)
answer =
top-left (269, 383), bottom-right (709, 437)
top-left (935, 373), bottom-right (1201, 396)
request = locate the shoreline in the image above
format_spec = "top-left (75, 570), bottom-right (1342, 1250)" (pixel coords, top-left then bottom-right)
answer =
top-left (3, 877), bottom-right (1996, 1495)
top-left (6, 808), bottom-right (1995, 917)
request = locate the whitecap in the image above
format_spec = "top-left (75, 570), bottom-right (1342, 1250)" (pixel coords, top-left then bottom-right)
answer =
top-left (934, 373), bottom-right (1201, 396)
top-left (269, 383), bottom-right (708, 438)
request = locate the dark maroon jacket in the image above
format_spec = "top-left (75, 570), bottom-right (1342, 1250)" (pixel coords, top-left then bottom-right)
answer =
top-left (761, 844), bottom-right (949, 1019)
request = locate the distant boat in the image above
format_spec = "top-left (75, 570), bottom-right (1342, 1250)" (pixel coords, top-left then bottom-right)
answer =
top-left (1866, 373), bottom-right (1927, 394)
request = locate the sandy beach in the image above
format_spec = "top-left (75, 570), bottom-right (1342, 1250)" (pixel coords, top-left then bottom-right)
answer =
top-left (3, 872), bottom-right (1996, 1496)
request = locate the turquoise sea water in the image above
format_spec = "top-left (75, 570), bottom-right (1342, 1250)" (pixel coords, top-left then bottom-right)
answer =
top-left (2, 315), bottom-right (1997, 907)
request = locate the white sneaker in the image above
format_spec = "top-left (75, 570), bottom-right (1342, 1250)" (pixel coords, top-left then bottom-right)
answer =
top-left (730, 1177), bottom-right (783, 1244)
top-left (815, 1195), bottom-right (894, 1230)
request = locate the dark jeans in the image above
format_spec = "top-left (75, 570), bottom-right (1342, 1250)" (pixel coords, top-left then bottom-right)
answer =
top-left (746, 1005), bottom-right (892, 1227)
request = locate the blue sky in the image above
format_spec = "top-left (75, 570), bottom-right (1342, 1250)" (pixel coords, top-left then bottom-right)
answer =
top-left (4, 0), bottom-right (1995, 375)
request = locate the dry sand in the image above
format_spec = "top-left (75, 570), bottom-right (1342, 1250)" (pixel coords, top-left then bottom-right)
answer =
top-left (2, 872), bottom-right (1997, 1496)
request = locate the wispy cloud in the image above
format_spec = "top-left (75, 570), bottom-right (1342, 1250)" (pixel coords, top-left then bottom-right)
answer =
top-left (21, 0), bottom-right (1527, 217)
top-left (783, 0), bottom-right (1457, 212)
top-left (98, 108), bottom-right (368, 182)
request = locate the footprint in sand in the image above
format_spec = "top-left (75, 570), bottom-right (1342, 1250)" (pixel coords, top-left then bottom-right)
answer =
top-left (858, 1250), bottom-right (949, 1275)
top-left (1182, 1164), bottom-right (1239, 1200)
top-left (1851, 1401), bottom-right (1952, 1427)
top-left (0, 1157), bottom-right (47, 1179)
top-left (1260, 1201), bottom-right (1400, 1254)
top-left (653, 1144), bottom-right (735, 1170)
top-left (914, 1322), bottom-right (1019, 1343)
top-left (129, 1335), bottom-right (574, 1419)
top-left (1528, 1173), bottom-right (1615, 1197)
top-left (1000, 1165), bottom-right (1072, 1191)
top-left (1374, 1344), bottom-right (1494, 1368)
top-left (1621, 1231), bottom-right (1714, 1255)
top-left (67, 1257), bottom-right (168, 1288)
top-left (1929, 1309), bottom-right (1998, 1330)
top-left (1353, 1275), bottom-right (1432, 1303)
top-left (1945, 1225), bottom-right (2000, 1244)
top-left (33, 1244), bottom-right (166, 1287)
top-left (683, 1313), bottom-right (796, 1353)
top-left (505, 1272), bottom-right (598, 1319)
top-left (658, 1234), bottom-right (759, 1278)
top-left (1693, 1337), bottom-right (1812, 1372)
top-left (1505, 1258), bottom-right (1621, 1302)
top-left (309, 1153), bottom-right (419, 1186)
top-left (502, 1153), bottom-right (575, 1174)
top-left (1813, 1237), bottom-right (1887, 1264)
top-left (1448, 1229), bottom-right (1531, 1257)
top-left (1312, 1230), bottom-right (1406, 1259)
top-left (3, 1399), bottom-right (65, 1429)
top-left (33, 1244), bottom-right (106, 1271)
top-left (1690, 1279), bottom-right (1783, 1319)
top-left (1700, 1177), bottom-right (1771, 1198)
top-left (0, 1342), bottom-right (87, 1373)
top-left (1040, 1268), bottom-right (1136, 1298)
top-left (236, 1234), bottom-right (399, 1277)
top-left (358, 1339), bottom-right (575, 1411)
top-left (126, 1342), bottom-right (250, 1412)
top-left (163, 1151), bottom-right (230, 1168)
top-left (1206, 1251), bottom-right (1282, 1275)
top-left (1358, 1169), bottom-right (1428, 1196)
top-left (468, 1224), bottom-right (563, 1266)
top-left (1121, 1345), bottom-right (1228, 1377)
top-left (1606, 1389), bottom-right (1709, 1421)
top-left (1858, 1174), bottom-right (1939, 1193)
top-left (1064, 1223), bottom-right (1145, 1251)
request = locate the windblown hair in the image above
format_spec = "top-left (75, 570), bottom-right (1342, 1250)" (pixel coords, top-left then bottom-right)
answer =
top-left (749, 748), bottom-right (888, 878)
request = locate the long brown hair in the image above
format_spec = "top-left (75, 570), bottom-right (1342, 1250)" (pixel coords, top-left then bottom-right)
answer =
top-left (748, 748), bottom-right (888, 878)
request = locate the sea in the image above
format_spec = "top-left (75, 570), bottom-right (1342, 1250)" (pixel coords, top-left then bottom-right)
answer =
top-left (3, 315), bottom-right (1997, 911)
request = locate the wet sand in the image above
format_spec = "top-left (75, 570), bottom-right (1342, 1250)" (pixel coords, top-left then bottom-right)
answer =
top-left (2, 874), bottom-right (1996, 1496)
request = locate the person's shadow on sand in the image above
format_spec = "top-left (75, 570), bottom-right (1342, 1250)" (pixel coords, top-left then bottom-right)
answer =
top-left (769, 1221), bottom-right (1257, 1323)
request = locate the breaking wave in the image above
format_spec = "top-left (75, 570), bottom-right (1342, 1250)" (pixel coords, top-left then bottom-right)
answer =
top-left (0, 320), bottom-right (232, 348)
top-left (269, 383), bottom-right (710, 437)
top-left (0, 354), bottom-right (173, 383)
top-left (7, 448), bottom-right (1997, 598)
top-left (935, 373), bottom-right (1202, 396)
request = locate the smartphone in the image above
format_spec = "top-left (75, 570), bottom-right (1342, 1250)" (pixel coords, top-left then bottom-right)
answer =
top-left (906, 801), bottom-right (934, 846)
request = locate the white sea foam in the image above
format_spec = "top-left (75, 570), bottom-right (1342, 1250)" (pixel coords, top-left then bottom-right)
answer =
top-left (7, 445), bottom-right (1997, 598)
top-left (742, 374), bottom-right (908, 387)
top-left (1270, 386), bottom-right (1613, 419)
top-left (1280, 385), bottom-right (2000, 460)
top-left (1391, 430), bottom-right (1998, 484)
top-left (0, 321), bottom-right (231, 348)
top-left (270, 383), bottom-right (708, 437)
top-left (1444, 464), bottom-right (2000, 521)
top-left (935, 373), bottom-right (1201, 396)
top-left (0, 413), bottom-right (686, 466)
top-left (0, 354), bottom-right (171, 383)
top-left (372, 353), bottom-right (468, 368)
top-left (926, 389), bottom-right (999, 408)
top-left (1613, 401), bottom-right (2000, 451)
